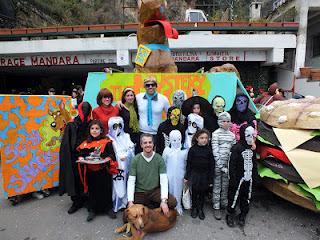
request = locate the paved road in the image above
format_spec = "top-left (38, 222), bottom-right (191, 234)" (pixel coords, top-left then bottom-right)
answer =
top-left (0, 184), bottom-right (319, 240)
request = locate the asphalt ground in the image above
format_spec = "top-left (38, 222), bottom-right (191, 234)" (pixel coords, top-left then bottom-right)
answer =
top-left (1, 180), bottom-right (320, 240)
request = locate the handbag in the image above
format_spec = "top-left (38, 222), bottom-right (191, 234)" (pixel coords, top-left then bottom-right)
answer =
top-left (182, 184), bottom-right (191, 210)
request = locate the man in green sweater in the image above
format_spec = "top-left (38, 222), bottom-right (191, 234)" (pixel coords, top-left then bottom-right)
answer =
top-left (127, 133), bottom-right (177, 215)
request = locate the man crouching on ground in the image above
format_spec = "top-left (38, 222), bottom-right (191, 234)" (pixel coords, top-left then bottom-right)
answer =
top-left (127, 133), bottom-right (177, 214)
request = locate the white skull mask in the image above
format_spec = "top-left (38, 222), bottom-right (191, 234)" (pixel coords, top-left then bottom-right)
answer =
top-left (244, 126), bottom-right (255, 146)
top-left (187, 113), bottom-right (204, 134)
top-left (108, 116), bottom-right (124, 138)
top-left (172, 90), bottom-right (186, 109)
top-left (169, 130), bottom-right (182, 149)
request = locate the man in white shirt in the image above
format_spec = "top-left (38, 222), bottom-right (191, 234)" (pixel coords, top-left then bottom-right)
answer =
top-left (135, 76), bottom-right (169, 151)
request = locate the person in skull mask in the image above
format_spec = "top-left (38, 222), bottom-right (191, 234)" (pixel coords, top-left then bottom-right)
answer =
top-left (162, 130), bottom-right (188, 215)
top-left (226, 124), bottom-right (256, 227)
top-left (59, 101), bottom-right (92, 214)
top-left (211, 96), bottom-right (226, 133)
top-left (108, 117), bottom-right (135, 212)
top-left (184, 113), bottom-right (204, 149)
top-left (228, 93), bottom-right (257, 142)
top-left (156, 106), bottom-right (185, 155)
top-left (172, 90), bottom-right (187, 124)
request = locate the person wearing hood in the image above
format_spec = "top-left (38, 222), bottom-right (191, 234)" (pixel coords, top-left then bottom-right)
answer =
top-left (156, 106), bottom-right (185, 155)
top-left (107, 116), bottom-right (135, 212)
top-left (59, 101), bottom-right (92, 214)
top-left (229, 93), bottom-right (257, 142)
top-left (184, 113), bottom-right (204, 149)
top-left (254, 82), bottom-right (285, 106)
top-left (226, 124), bottom-right (256, 228)
top-left (162, 130), bottom-right (188, 215)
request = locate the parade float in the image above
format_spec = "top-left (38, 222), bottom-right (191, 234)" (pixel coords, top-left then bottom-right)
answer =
top-left (1, 0), bottom-right (319, 214)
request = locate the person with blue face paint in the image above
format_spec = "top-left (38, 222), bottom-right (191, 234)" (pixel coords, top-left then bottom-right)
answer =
top-left (228, 93), bottom-right (257, 142)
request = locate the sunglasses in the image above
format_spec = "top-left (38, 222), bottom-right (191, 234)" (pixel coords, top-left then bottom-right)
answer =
top-left (103, 95), bottom-right (111, 99)
top-left (145, 83), bottom-right (156, 88)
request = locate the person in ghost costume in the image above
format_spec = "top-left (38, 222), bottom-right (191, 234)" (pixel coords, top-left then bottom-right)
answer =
top-left (184, 113), bottom-right (204, 149)
top-left (108, 116), bottom-right (135, 212)
top-left (211, 112), bottom-right (236, 220)
top-left (226, 124), bottom-right (256, 228)
top-left (162, 130), bottom-right (188, 215)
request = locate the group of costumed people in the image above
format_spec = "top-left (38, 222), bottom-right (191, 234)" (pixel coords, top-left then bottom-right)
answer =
top-left (59, 75), bottom-right (260, 227)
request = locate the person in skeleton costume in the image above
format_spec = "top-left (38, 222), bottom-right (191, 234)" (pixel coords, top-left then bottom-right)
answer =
top-left (212, 112), bottom-right (236, 220)
top-left (184, 113), bottom-right (204, 149)
top-left (229, 93), bottom-right (257, 142)
top-left (162, 130), bottom-right (188, 215)
top-left (107, 117), bottom-right (135, 212)
top-left (226, 124), bottom-right (256, 227)
top-left (156, 106), bottom-right (185, 155)
top-left (172, 89), bottom-right (187, 124)
top-left (211, 96), bottom-right (226, 133)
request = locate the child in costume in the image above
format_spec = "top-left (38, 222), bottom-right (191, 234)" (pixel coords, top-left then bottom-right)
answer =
top-left (77, 120), bottom-right (118, 222)
top-left (226, 124), bottom-right (256, 227)
top-left (184, 113), bottom-right (204, 149)
top-left (184, 129), bottom-right (214, 220)
top-left (108, 116), bottom-right (135, 212)
top-left (211, 112), bottom-right (236, 220)
top-left (162, 130), bottom-right (188, 215)
top-left (156, 106), bottom-right (185, 155)
top-left (229, 93), bottom-right (257, 142)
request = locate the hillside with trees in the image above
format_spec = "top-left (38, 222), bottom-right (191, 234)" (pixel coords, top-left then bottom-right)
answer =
top-left (2, 0), bottom-right (259, 28)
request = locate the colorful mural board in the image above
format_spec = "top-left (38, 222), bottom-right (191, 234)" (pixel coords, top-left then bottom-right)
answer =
top-left (83, 72), bottom-right (257, 112)
top-left (0, 95), bottom-right (76, 198)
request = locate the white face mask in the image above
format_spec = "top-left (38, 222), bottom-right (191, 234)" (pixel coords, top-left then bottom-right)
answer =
top-left (187, 113), bottom-right (204, 134)
top-left (108, 117), bottom-right (124, 138)
top-left (169, 130), bottom-right (182, 149)
top-left (244, 126), bottom-right (255, 145)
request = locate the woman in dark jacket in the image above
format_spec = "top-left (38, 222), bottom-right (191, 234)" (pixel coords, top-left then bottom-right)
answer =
top-left (119, 88), bottom-right (140, 152)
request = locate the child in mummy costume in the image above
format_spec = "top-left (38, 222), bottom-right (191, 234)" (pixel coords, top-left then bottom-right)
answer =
top-left (107, 117), bottom-right (135, 212)
top-left (212, 112), bottom-right (236, 220)
top-left (162, 130), bottom-right (188, 215)
top-left (226, 124), bottom-right (256, 227)
top-left (184, 113), bottom-right (204, 149)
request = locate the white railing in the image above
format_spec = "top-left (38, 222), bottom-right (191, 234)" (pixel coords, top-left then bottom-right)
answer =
top-left (273, 0), bottom-right (287, 11)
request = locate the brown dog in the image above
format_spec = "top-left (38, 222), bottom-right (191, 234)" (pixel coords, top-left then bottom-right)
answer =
top-left (115, 204), bottom-right (177, 240)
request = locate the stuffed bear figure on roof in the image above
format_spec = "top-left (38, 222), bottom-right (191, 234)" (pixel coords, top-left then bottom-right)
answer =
top-left (135, 0), bottom-right (178, 73)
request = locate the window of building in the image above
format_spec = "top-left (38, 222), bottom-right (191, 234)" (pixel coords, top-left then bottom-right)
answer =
top-left (313, 35), bottom-right (320, 57)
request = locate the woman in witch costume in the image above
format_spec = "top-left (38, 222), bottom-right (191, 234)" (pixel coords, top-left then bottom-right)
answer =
top-left (77, 120), bottom-right (118, 222)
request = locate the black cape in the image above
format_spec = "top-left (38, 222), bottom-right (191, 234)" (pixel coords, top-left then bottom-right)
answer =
top-left (59, 102), bottom-right (92, 196)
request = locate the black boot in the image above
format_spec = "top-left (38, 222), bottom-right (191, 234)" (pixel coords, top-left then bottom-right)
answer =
top-left (238, 213), bottom-right (246, 227)
top-left (107, 209), bottom-right (117, 219)
top-left (191, 208), bottom-right (198, 218)
top-left (198, 208), bottom-right (205, 220)
top-left (68, 203), bottom-right (82, 214)
top-left (226, 214), bottom-right (235, 227)
top-left (87, 211), bottom-right (96, 222)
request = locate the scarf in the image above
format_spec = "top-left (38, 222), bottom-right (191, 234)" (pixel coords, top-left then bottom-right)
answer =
top-left (124, 102), bottom-right (139, 133)
top-left (146, 93), bottom-right (157, 126)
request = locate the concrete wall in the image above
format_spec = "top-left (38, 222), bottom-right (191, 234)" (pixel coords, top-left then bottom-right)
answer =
top-left (276, 67), bottom-right (320, 97)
